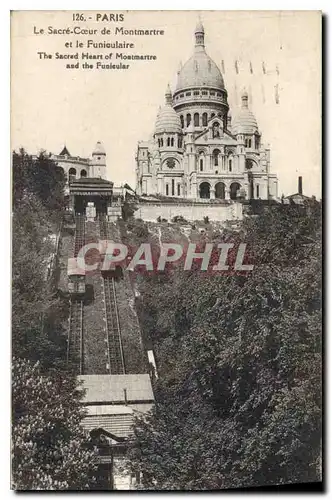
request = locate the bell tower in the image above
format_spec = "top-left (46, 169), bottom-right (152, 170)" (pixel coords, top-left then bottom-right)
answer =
top-left (91, 141), bottom-right (106, 179)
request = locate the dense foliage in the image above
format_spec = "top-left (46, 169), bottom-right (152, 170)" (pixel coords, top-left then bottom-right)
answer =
top-left (129, 201), bottom-right (322, 490)
top-left (12, 358), bottom-right (97, 490)
top-left (12, 150), bottom-right (67, 366)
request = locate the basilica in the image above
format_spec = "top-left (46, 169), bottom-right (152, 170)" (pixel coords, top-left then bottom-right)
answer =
top-left (136, 22), bottom-right (278, 201)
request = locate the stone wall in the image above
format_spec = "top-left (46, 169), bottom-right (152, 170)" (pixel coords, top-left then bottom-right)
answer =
top-left (134, 200), bottom-right (243, 222)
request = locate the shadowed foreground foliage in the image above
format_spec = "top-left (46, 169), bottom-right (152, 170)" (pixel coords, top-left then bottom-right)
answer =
top-left (12, 358), bottom-right (97, 490)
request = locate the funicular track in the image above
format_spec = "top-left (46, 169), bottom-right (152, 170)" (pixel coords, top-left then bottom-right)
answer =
top-left (67, 299), bottom-right (84, 373)
top-left (99, 215), bottom-right (125, 374)
top-left (74, 215), bottom-right (85, 257)
top-left (67, 215), bottom-right (86, 373)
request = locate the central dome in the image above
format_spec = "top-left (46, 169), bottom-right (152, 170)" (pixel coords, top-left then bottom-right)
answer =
top-left (176, 22), bottom-right (225, 92)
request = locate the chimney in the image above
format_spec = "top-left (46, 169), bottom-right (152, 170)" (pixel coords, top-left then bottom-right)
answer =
top-left (298, 176), bottom-right (303, 195)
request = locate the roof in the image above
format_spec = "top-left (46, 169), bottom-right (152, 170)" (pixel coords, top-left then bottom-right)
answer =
top-left (59, 145), bottom-right (70, 156)
top-left (67, 257), bottom-right (85, 276)
top-left (81, 413), bottom-right (134, 439)
top-left (176, 25), bottom-right (224, 92)
top-left (232, 92), bottom-right (258, 135)
top-left (176, 51), bottom-right (224, 91)
top-left (92, 141), bottom-right (106, 155)
top-left (78, 374), bottom-right (154, 404)
top-left (155, 104), bottom-right (182, 134)
top-left (69, 177), bottom-right (114, 195)
top-left (71, 177), bottom-right (113, 185)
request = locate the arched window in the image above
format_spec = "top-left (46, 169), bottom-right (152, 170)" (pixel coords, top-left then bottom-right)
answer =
top-left (200, 158), bottom-right (204, 172)
top-left (68, 167), bottom-right (76, 182)
top-left (80, 169), bottom-right (87, 178)
top-left (215, 182), bottom-right (226, 200)
top-left (167, 137), bottom-right (170, 147)
top-left (230, 182), bottom-right (241, 200)
top-left (256, 184), bottom-right (260, 198)
top-left (171, 138), bottom-right (174, 147)
top-left (177, 184), bottom-right (181, 196)
top-left (166, 184), bottom-right (169, 196)
top-left (212, 122), bottom-right (220, 138)
top-left (229, 158), bottom-right (232, 172)
top-left (178, 137), bottom-right (182, 148)
top-left (202, 112), bottom-right (208, 127)
top-left (213, 149), bottom-right (220, 166)
top-left (160, 138), bottom-right (163, 147)
top-left (180, 115), bottom-right (184, 128)
top-left (171, 179), bottom-right (175, 196)
top-left (199, 182), bottom-right (210, 199)
top-left (194, 113), bottom-right (199, 127)
top-left (255, 135), bottom-right (260, 150)
top-left (186, 114), bottom-right (191, 127)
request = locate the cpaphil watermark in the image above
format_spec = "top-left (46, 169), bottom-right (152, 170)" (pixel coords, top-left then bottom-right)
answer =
top-left (75, 240), bottom-right (254, 275)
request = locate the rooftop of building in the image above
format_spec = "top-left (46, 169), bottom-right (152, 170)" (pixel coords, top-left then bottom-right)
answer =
top-left (78, 374), bottom-right (154, 405)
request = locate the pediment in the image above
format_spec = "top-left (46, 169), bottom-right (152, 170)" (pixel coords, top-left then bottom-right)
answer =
top-left (194, 128), bottom-right (238, 146)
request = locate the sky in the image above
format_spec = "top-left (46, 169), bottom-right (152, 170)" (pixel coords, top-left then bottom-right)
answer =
top-left (11, 10), bottom-right (321, 197)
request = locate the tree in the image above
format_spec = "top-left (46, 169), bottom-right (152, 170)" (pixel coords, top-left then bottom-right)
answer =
top-left (12, 358), bottom-right (97, 490)
top-left (12, 150), bottom-right (68, 367)
top-left (128, 203), bottom-right (322, 489)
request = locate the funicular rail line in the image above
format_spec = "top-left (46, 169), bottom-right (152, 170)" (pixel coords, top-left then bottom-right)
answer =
top-left (99, 215), bottom-right (125, 374)
top-left (103, 276), bottom-right (125, 374)
top-left (67, 214), bottom-right (86, 373)
top-left (67, 299), bottom-right (84, 373)
top-left (74, 215), bottom-right (85, 257)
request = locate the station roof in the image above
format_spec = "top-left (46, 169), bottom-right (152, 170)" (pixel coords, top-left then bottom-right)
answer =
top-left (78, 374), bottom-right (154, 405)
top-left (69, 177), bottom-right (114, 196)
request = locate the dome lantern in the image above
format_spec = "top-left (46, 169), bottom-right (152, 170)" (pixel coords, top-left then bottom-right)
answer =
top-left (241, 91), bottom-right (249, 109)
top-left (165, 83), bottom-right (172, 105)
top-left (195, 19), bottom-right (205, 49)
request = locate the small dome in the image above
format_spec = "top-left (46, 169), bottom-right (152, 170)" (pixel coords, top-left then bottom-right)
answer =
top-left (155, 85), bottom-right (182, 134)
top-left (155, 107), bottom-right (182, 134)
top-left (232, 91), bottom-right (258, 135)
top-left (93, 141), bottom-right (106, 155)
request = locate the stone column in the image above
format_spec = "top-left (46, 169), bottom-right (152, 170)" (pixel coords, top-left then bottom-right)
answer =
top-left (210, 186), bottom-right (215, 199)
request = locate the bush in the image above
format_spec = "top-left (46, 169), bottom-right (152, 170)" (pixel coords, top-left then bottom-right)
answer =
top-left (171, 215), bottom-right (188, 224)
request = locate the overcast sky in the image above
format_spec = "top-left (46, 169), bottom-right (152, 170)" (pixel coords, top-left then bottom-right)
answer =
top-left (11, 10), bottom-right (321, 197)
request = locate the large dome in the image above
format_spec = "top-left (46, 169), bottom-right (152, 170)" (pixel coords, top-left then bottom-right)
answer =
top-left (155, 85), bottom-right (182, 134)
top-left (232, 92), bottom-right (258, 135)
top-left (176, 52), bottom-right (224, 91)
top-left (176, 22), bottom-right (224, 92)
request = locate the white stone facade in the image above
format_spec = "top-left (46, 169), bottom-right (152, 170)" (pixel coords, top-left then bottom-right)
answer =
top-left (51, 142), bottom-right (107, 184)
top-left (136, 22), bottom-right (278, 202)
